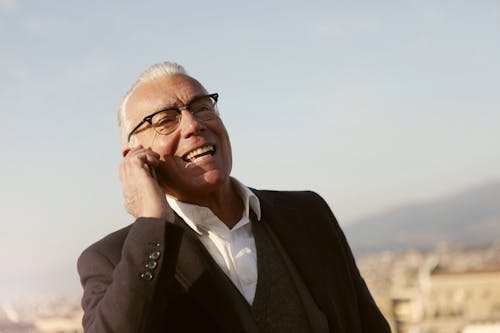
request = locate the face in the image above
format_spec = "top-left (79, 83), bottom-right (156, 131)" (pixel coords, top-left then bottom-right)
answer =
top-left (124, 74), bottom-right (233, 202)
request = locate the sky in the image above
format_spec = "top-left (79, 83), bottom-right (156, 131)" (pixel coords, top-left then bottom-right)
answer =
top-left (0, 0), bottom-right (499, 301)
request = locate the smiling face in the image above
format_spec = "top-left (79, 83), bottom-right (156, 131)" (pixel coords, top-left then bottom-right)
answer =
top-left (123, 74), bottom-right (233, 203)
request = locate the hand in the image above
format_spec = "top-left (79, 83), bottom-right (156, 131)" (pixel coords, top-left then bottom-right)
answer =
top-left (120, 146), bottom-right (174, 221)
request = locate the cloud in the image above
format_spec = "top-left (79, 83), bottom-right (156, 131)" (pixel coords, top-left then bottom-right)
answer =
top-left (312, 12), bottom-right (381, 40)
top-left (314, 23), bottom-right (342, 38)
top-left (0, 0), bottom-right (18, 12)
top-left (491, 9), bottom-right (499, 21)
top-left (63, 59), bottom-right (115, 86)
top-left (22, 14), bottom-right (71, 35)
top-left (9, 67), bottom-right (31, 82)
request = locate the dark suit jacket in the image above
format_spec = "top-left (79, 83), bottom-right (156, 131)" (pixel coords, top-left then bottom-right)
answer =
top-left (77, 190), bottom-right (391, 332)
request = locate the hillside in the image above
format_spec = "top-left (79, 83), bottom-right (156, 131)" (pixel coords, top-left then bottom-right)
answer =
top-left (343, 181), bottom-right (500, 253)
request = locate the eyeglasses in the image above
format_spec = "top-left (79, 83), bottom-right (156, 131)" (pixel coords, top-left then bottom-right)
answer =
top-left (127, 93), bottom-right (219, 142)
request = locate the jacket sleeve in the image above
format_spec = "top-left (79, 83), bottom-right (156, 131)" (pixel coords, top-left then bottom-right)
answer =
top-left (77, 218), bottom-right (183, 333)
top-left (312, 192), bottom-right (391, 333)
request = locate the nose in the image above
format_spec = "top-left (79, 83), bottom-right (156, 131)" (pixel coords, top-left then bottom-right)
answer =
top-left (179, 109), bottom-right (206, 138)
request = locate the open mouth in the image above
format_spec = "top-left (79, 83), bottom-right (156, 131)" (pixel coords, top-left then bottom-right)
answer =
top-left (182, 145), bottom-right (216, 163)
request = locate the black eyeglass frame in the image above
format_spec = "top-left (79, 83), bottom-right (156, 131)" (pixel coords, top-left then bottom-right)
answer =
top-left (127, 93), bottom-right (219, 142)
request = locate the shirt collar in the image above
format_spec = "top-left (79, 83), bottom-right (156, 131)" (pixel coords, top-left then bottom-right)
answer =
top-left (166, 177), bottom-right (261, 235)
top-left (231, 177), bottom-right (261, 222)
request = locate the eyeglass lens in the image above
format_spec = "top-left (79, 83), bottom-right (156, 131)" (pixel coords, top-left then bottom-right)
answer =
top-left (151, 95), bottom-right (218, 135)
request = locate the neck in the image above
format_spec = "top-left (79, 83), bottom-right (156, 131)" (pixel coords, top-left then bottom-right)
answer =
top-left (173, 178), bottom-right (244, 229)
top-left (206, 182), bottom-right (244, 229)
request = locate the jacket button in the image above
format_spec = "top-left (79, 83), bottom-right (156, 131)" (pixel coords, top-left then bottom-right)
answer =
top-left (146, 261), bottom-right (157, 269)
top-left (149, 250), bottom-right (161, 260)
top-left (140, 271), bottom-right (153, 281)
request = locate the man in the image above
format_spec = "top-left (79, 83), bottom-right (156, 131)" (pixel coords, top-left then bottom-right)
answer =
top-left (77, 62), bottom-right (391, 333)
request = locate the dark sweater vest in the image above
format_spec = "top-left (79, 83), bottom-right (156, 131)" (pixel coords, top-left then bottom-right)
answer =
top-left (250, 219), bottom-right (312, 333)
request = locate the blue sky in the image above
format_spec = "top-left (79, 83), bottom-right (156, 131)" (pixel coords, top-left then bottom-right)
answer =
top-left (1, 0), bottom-right (499, 301)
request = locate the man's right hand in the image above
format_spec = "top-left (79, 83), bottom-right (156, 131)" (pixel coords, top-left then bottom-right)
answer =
top-left (120, 145), bottom-right (174, 221)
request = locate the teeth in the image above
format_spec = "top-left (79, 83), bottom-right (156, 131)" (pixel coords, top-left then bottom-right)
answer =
top-left (185, 145), bottom-right (215, 161)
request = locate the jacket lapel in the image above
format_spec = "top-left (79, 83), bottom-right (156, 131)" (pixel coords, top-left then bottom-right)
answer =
top-left (173, 215), bottom-right (260, 333)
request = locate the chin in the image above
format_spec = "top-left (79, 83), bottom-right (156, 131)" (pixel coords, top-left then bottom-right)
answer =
top-left (160, 165), bottom-right (231, 200)
top-left (199, 169), bottom-right (229, 187)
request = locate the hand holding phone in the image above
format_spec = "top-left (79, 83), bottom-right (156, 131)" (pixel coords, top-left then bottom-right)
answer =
top-left (120, 146), bottom-right (174, 221)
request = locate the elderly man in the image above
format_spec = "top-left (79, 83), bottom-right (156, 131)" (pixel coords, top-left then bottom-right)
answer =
top-left (77, 62), bottom-right (391, 333)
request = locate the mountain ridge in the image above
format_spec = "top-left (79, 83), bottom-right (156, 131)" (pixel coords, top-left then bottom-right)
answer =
top-left (343, 180), bottom-right (500, 253)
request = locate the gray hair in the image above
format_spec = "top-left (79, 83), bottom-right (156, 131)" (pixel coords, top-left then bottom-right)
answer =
top-left (118, 61), bottom-right (187, 148)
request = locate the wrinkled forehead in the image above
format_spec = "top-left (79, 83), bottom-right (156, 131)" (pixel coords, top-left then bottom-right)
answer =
top-left (125, 74), bottom-right (208, 122)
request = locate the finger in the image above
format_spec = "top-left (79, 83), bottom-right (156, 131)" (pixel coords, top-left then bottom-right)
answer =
top-left (124, 148), bottom-right (153, 165)
top-left (122, 159), bottom-right (158, 185)
top-left (126, 147), bottom-right (159, 162)
top-left (132, 152), bottom-right (159, 171)
top-left (125, 145), bottom-right (144, 156)
top-left (143, 149), bottom-right (161, 167)
top-left (132, 149), bottom-right (161, 169)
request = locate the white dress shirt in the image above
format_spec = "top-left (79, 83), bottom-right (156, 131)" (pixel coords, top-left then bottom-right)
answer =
top-left (166, 178), bottom-right (261, 304)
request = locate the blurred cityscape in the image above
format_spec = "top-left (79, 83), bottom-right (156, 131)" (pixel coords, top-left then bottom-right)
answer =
top-left (1, 241), bottom-right (498, 333)
top-left (363, 241), bottom-right (500, 333)
top-left (0, 295), bottom-right (82, 333)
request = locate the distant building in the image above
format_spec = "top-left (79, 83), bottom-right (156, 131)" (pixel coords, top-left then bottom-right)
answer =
top-left (0, 296), bottom-right (83, 333)
top-left (461, 321), bottom-right (500, 333)
top-left (387, 257), bottom-right (500, 333)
